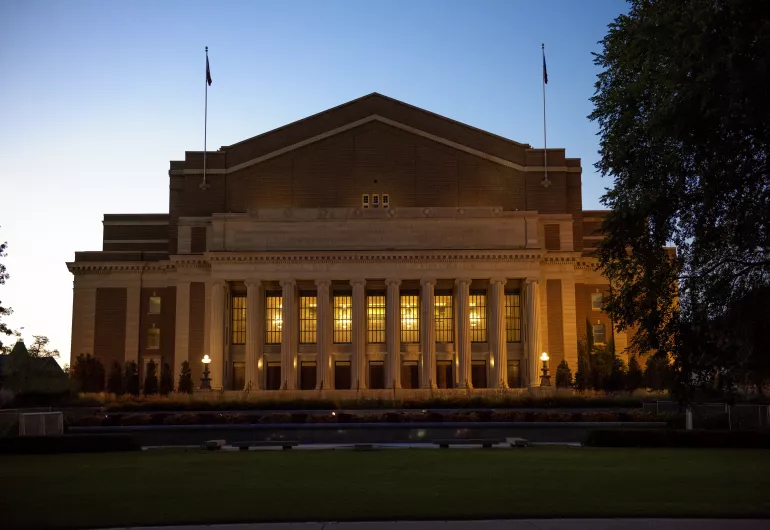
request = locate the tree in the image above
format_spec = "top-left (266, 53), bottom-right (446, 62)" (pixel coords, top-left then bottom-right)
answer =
top-left (178, 361), bottom-right (194, 394)
top-left (574, 340), bottom-right (591, 392)
top-left (27, 335), bottom-right (60, 358)
top-left (590, 346), bottom-right (614, 392)
top-left (159, 362), bottom-right (173, 396)
top-left (607, 357), bottom-right (628, 393)
top-left (555, 359), bottom-right (572, 389)
top-left (124, 361), bottom-right (140, 396)
top-left (0, 229), bottom-right (13, 339)
top-left (143, 360), bottom-right (158, 395)
top-left (626, 355), bottom-right (644, 393)
top-left (71, 354), bottom-right (105, 393)
top-left (644, 354), bottom-right (674, 392)
top-left (590, 0), bottom-right (770, 398)
top-left (107, 362), bottom-right (124, 395)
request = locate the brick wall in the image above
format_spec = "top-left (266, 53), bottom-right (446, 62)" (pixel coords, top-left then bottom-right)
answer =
top-left (546, 280), bottom-right (564, 366)
top-left (191, 227), bottom-right (207, 253)
top-left (188, 282), bottom-right (205, 383)
top-left (544, 225), bottom-right (560, 250)
top-left (574, 283), bottom-right (613, 348)
top-left (139, 287), bottom-right (176, 371)
top-left (94, 288), bottom-right (127, 371)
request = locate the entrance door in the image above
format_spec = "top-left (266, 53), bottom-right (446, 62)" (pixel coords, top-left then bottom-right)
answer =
top-left (335, 361), bottom-right (351, 389)
top-left (471, 360), bottom-right (487, 388)
top-left (369, 361), bottom-right (385, 389)
top-left (266, 362), bottom-right (281, 390)
top-left (232, 362), bottom-right (245, 390)
top-left (436, 360), bottom-right (454, 389)
top-left (300, 361), bottom-right (316, 390)
top-left (507, 360), bottom-right (521, 388)
top-left (401, 361), bottom-right (419, 389)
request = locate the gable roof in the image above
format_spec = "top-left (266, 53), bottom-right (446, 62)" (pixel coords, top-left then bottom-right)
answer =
top-left (176, 93), bottom-right (552, 174)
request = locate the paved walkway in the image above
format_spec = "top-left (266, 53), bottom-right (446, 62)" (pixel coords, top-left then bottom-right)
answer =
top-left (105, 519), bottom-right (769, 530)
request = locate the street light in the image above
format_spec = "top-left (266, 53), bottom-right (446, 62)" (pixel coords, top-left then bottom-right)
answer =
top-left (200, 354), bottom-right (212, 390)
top-left (539, 352), bottom-right (551, 387)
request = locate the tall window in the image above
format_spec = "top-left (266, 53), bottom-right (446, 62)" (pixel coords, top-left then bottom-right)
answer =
top-left (367, 294), bottom-right (386, 343)
top-left (148, 295), bottom-right (161, 314)
top-left (147, 327), bottom-right (160, 350)
top-left (504, 292), bottom-right (521, 342)
top-left (591, 292), bottom-right (604, 310)
top-left (299, 294), bottom-right (317, 344)
top-left (231, 296), bottom-right (247, 345)
top-left (469, 292), bottom-right (487, 342)
top-left (400, 294), bottom-right (420, 343)
top-left (435, 294), bottom-right (453, 342)
top-left (265, 292), bottom-right (282, 344)
top-left (333, 293), bottom-right (352, 343)
top-left (593, 324), bottom-right (606, 344)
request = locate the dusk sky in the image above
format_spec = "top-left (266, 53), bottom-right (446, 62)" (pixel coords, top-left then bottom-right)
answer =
top-left (0, 0), bottom-right (628, 365)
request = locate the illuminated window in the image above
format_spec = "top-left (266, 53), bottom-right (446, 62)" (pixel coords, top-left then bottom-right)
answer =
top-left (265, 292), bottom-right (282, 344)
top-left (372, 194), bottom-right (380, 208)
top-left (505, 292), bottom-right (521, 342)
top-left (469, 292), bottom-right (487, 342)
top-left (400, 293), bottom-right (420, 343)
top-left (367, 294), bottom-right (386, 343)
top-left (231, 295), bottom-right (246, 345)
top-left (147, 326), bottom-right (160, 350)
top-left (148, 295), bottom-right (161, 314)
top-left (299, 294), bottom-right (317, 344)
top-left (591, 292), bottom-right (604, 310)
top-left (333, 293), bottom-right (352, 343)
top-left (435, 294), bottom-right (453, 342)
top-left (593, 324), bottom-right (606, 344)
top-left (362, 194), bottom-right (370, 209)
top-left (382, 194), bottom-right (390, 209)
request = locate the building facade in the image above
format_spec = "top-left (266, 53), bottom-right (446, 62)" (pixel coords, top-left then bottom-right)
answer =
top-left (67, 93), bottom-right (622, 392)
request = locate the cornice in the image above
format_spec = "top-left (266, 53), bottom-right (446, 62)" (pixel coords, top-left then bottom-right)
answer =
top-left (207, 251), bottom-right (545, 265)
top-left (66, 261), bottom-right (179, 276)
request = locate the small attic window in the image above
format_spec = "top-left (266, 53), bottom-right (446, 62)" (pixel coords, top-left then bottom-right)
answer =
top-left (372, 194), bottom-right (380, 208)
top-left (382, 194), bottom-right (390, 209)
top-left (362, 194), bottom-right (370, 209)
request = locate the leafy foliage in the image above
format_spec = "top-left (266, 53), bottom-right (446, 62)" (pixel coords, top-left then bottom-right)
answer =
top-left (626, 355), bottom-right (644, 392)
top-left (574, 339), bottom-right (591, 392)
top-left (143, 360), bottom-right (158, 395)
top-left (27, 335), bottom-right (60, 358)
top-left (607, 357), bottom-right (628, 393)
top-left (0, 229), bottom-right (13, 339)
top-left (590, 0), bottom-right (770, 397)
top-left (159, 363), bottom-right (173, 396)
top-left (124, 361), bottom-right (140, 396)
top-left (555, 359), bottom-right (573, 388)
top-left (71, 354), bottom-right (105, 393)
top-left (107, 362), bottom-right (124, 395)
top-left (644, 355), bottom-right (675, 392)
top-left (177, 361), bottom-right (194, 394)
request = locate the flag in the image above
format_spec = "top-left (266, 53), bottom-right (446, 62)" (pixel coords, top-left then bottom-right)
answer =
top-left (206, 55), bottom-right (212, 86)
top-left (542, 46), bottom-right (548, 85)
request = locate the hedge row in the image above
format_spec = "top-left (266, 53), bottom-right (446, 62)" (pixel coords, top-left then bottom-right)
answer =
top-left (0, 434), bottom-right (141, 454)
top-left (71, 409), bottom-right (662, 427)
top-left (583, 429), bottom-right (770, 448)
top-left (103, 395), bottom-right (653, 412)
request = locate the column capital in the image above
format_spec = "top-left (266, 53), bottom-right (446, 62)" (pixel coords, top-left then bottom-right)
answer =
top-left (385, 278), bottom-right (402, 287)
top-left (349, 279), bottom-right (367, 288)
top-left (245, 279), bottom-right (261, 290)
top-left (420, 278), bottom-right (436, 288)
top-left (524, 277), bottom-right (540, 284)
top-left (279, 279), bottom-right (296, 289)
top-left (314, 279), bottom-right (332, 289)
top-left (455, 278), bottom-right (471, 286)
top-left (490, 277), bottom-right (507, 286)
top-left (211, 279), bottom-right (227, 291)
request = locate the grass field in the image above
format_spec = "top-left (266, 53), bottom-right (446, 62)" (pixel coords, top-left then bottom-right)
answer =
top-left (2, 447), bottom-right (769, 529)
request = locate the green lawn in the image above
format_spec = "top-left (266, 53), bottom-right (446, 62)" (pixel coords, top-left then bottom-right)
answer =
top-left (2, 447), bottom-right (769, 529)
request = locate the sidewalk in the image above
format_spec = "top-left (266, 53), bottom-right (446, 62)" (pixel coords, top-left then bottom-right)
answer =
top-left (106, 519), bottom-right (769, 530)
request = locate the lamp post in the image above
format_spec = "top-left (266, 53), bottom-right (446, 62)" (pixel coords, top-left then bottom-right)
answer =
top-left (200, 354), bottom-right (212, 390)
top-left (539, 352), bottom-right (551, 387)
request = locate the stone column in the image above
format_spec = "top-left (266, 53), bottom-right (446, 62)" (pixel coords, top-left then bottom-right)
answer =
top-left (420, 279), bottom-right (437, 388)
top-left (280, 279), bottom-right (296, 390)
top-left (315, 280), bottom-right (331, 390)
top-left (524, 278), bottom-right (541, 387)
top-left (71, 285), bottom-right (96, 358)
top-left (245, 280), bottom-right (262, 390)
top-left (489, 278), bottom-right (507, 388)
top-left (455, 278), bottom-right (472, 388)
top-left (385, 278), bottom-right (402, 390)
top-left (560, 277), bottom-right (578, 371)
top-left (351, 279), bottom-right (367, 391)
top-left (208, 280), bottom-right (226, 390)
top-left (172, 280), bottom-right (190, 384)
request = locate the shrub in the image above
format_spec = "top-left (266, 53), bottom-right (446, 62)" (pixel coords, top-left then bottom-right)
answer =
top-left (159, 363), bottom-right (173, 396)
top-left (107, 362), bottom-right (124, 396)
top-left (626, 355), bottom-right (644, 392)
top-left (645, 355), bottom-right (675, 391)
top-left (124, 361), bottom-right (140, 396)
top-left (120, 414), bottom-right (154, 426)
top-left (143, 360), bottom-right (158, 396)
top-left (607, 357), bottom-right (628, 392)
top-left (71, 354), bottom-right (105, 393)
top-left (162, 412), bottom-right (201, 425)
top-left (555, 360), bottom-right (573, 388)
top-left (178, 361), bottom-right (194, 394)
top-left (584, 429), bottom-right (770, 448)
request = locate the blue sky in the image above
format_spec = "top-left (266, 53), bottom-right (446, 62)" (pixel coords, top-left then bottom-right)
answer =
top-left (0, 0), bottom-right (628, 364)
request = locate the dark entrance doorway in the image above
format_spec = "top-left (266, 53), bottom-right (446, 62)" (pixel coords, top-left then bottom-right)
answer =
top-left (369, 361), bottom-right (385, 389)
top-left (401, 361), bottom-right (419, 389)
top-left (471, 360), bottom-right (487, 388)
top-left (436, 360), bottom-right (454, 389)
top-left (334, 361), bottom-right (351, 389)
top-left (300, 361), bottom-right (316, 390)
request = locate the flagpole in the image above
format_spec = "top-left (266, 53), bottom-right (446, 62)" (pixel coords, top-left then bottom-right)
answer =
top-left (541, 43), bottom-right (549, 187)
top-left (201, 46), bottom-right (209, 190)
